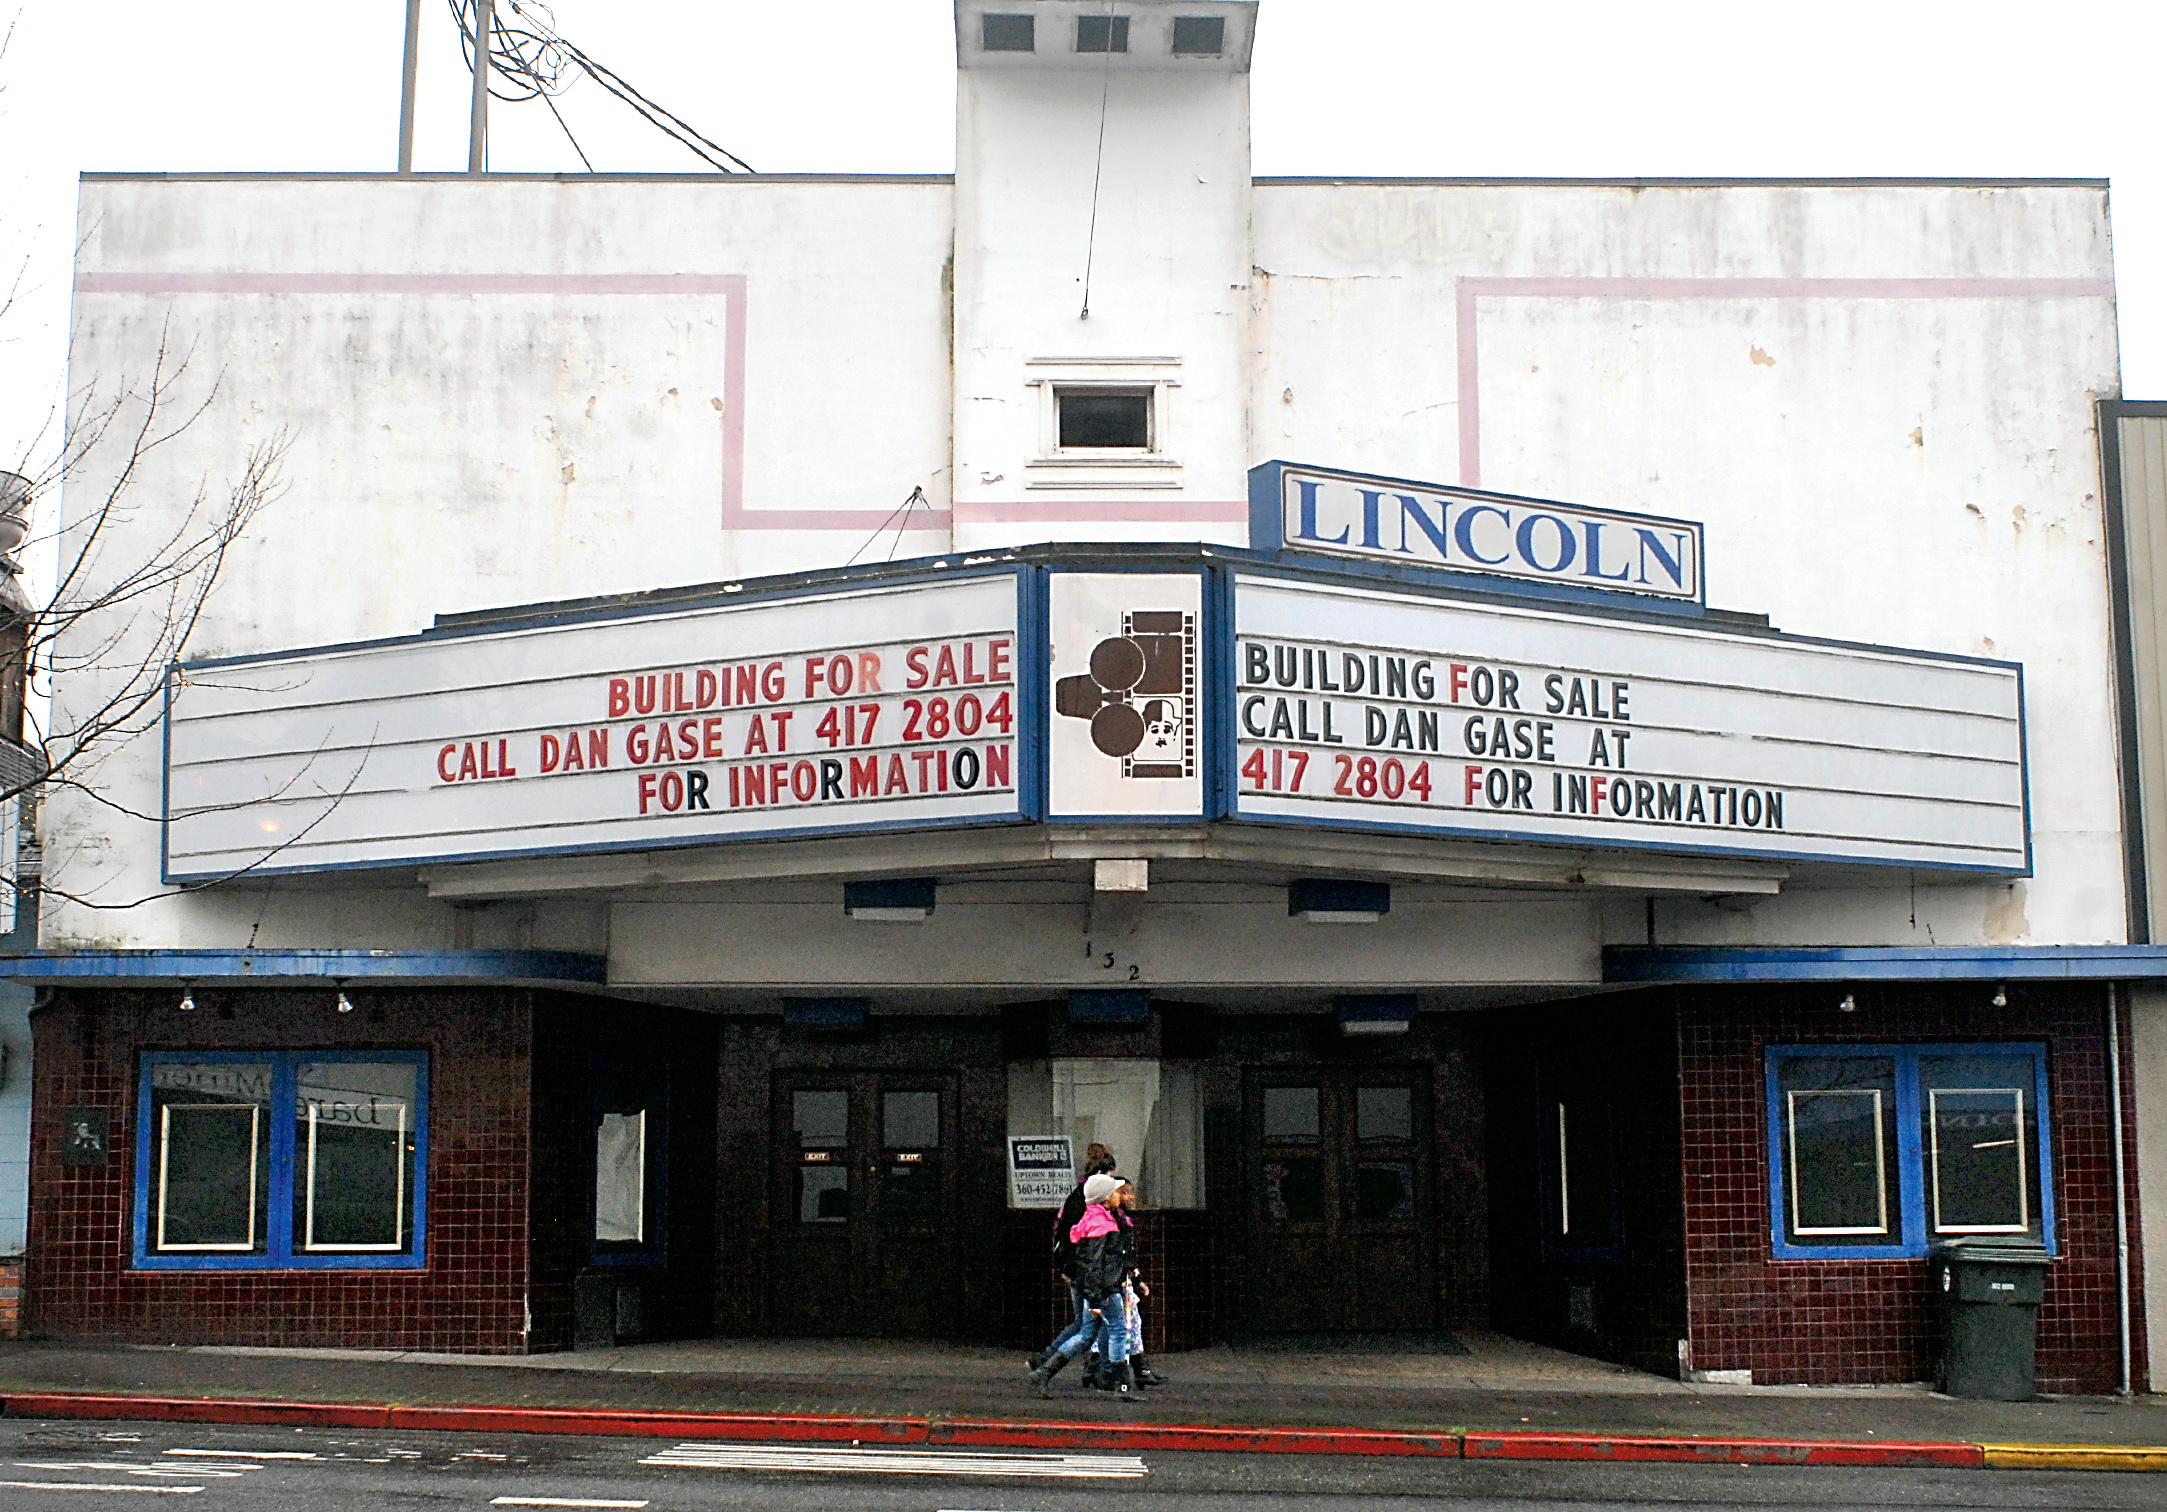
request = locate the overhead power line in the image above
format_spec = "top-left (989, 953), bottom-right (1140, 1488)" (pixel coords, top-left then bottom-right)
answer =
top-left (447, 0), bottom-right (755, 174)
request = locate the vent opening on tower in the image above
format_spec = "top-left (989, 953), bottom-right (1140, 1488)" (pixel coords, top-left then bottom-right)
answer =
top-left (981, 13), bottom-right (1035, 52)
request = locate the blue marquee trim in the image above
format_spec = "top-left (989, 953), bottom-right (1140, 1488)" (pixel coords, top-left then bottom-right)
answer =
top-left (0, 948), bottom-right (608, 984)
top-left (1605, 944), bottom-right (2167, 983)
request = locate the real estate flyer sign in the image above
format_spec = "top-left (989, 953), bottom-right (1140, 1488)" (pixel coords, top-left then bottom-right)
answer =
top-left (1008, 1135), bottom-right (1075, 1209)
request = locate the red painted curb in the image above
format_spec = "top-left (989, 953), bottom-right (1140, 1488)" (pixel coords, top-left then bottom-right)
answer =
top-left (2, 1393), bottom-right (396, 1431)
top-left (931, 1417), bottom-right (1460, 1457)
top-left (1462, 1431), bottom-right (1986, 1469)
top-left (384, 1405), bottom-right (925, 1445)
top-left (0, 1391), bottom-right (1992, 1470)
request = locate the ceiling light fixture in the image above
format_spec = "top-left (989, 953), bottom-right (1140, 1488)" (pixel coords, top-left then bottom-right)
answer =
top-left (1289, 878), bottom-right (1390, 923)
top-left (843, 878), bottom-right (937, 921)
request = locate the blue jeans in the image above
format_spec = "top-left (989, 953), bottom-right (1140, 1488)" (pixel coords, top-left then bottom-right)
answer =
top-left (1044, 1281), bottom-right (1094, 1359)
top-left (1056, 1289), bottom-right (1129, 1365)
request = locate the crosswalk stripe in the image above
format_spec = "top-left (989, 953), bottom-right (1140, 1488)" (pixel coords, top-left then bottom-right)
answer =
top-left (0, 1483), bottom-right (205, 1494)
top-left (166, 1449), bottom-right (316, 1460)
top-left (638, 1443), bottom-right (1146, 1479)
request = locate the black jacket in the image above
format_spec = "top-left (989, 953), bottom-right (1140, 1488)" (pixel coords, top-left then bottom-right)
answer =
top-left (1051, 1185), bottom-right (1089, 1277)
top-left (1072, 1228), bottom-right (1128, 1302)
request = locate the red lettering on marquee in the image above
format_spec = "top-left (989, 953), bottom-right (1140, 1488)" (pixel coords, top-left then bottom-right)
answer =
top-left (849, 754), bottom-right (879, 797)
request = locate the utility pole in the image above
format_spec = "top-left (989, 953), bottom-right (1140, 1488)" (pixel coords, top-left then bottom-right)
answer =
top-left (396, 0), bottom-right (422, 173)
top-left (467, 0), bottom-right (494, 175)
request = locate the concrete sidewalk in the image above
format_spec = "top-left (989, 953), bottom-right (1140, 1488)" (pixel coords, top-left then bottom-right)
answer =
top-left (0, 1330), bottom-right (2161, 1448)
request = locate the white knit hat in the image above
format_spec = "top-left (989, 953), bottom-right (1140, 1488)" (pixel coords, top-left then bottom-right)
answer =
top-left (1083, 1173), bottom-right (1123, 1204)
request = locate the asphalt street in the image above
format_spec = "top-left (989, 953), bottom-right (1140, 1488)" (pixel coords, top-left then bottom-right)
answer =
top-left (0, 1418), bottom-right (2159, 1510)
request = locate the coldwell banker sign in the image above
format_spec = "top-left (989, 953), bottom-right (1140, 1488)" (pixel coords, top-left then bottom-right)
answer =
top-left (1249, 460), bottom-right (1704, 603)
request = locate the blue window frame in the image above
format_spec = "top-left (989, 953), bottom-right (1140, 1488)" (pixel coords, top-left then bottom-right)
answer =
top-left (1765, 1043), bottom-right (2054, 1261)
top-left (133, 1051), bottom-right (428, 1270)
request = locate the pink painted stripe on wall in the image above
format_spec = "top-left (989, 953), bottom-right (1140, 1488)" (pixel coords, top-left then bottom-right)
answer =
top-left (957, 499), bottom-right (1249, 524)
top-left (73, 272), bottom-right (749, 296)
top-left (1454, 274), bottom-right (2117, 489)
top-left (71, 271), bottom-right (787, 532)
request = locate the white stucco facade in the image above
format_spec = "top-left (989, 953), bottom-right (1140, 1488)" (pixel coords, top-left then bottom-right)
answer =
top-left (40, 2), bottom-right (2125, 1000)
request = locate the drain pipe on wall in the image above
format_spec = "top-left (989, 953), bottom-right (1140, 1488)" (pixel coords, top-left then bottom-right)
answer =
top-left (2109, 982), bottom-right (2133, 1397)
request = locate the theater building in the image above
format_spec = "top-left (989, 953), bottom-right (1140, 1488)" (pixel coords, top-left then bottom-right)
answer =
top-left (11, 1), bottom-right (2155, 1391)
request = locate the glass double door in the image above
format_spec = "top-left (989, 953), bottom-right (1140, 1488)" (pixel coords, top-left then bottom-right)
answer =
top-left (1246, 1069), bottom-right (1433, 1332)
top-left (770, 1073), bottom-right (957, 1336)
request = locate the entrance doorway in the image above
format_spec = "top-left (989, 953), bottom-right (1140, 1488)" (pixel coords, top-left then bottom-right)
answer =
top-left (770, 1073), bottom-right (959, 1336)
top-left (1245, 1069), bottom-right (1433, 1331)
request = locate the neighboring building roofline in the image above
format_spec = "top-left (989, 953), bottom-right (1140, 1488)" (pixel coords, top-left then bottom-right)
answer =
top-left (74, 172), bottom-right (2110, 190)
top-left (78, 171), bottom-right (956, 185)
top-left (1255, 175), bottom-right (2113, 190)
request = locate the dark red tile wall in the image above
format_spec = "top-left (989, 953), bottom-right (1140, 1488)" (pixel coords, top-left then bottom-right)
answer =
top-left (27, 987), bottom-right (537, 1354)
top-left (1679, 983), bottom-right (2148, 1392)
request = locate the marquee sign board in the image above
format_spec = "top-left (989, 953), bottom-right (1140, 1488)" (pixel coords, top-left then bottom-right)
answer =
top-left (1249, 460), bottom-right (1705, 604)
top-left (164, 570), bottom-right (1027, 881)
top-left (161, 536), bottom-right (2035, 882)
top-left (1229, 572), bottom-right (2028, 873)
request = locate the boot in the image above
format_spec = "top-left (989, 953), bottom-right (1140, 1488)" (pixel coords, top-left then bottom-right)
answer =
top-left (1084, 1350), bottom-right (1103, 1388)
top-left (1028, 1350), bottom-right (1072, 1398)
top-left (1131, 1353), bottom-right (1167, 1387)
top-left (1113, 1358), bottom-right (1137, 1397)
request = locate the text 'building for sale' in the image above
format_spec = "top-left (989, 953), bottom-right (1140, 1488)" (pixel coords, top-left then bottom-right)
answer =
top-left (13, 1), bottom-right (2165, 1393)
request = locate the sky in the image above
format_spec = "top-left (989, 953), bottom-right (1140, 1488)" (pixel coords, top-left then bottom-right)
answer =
top-left (4, 0), bottom-right (2165, 482)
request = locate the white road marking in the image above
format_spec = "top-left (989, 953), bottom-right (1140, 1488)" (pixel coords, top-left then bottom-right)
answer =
top-left (166, 1448), bottom-right (317, 1460)
top-left (489, 1500), bottom-right (650, 1509)
top-left (0, 1483), bottom-right (204, 1494)
top-left (17, 1463), bottom-right (245, 1478)
top-left (639, 1444), bottom-right (1146, 1479)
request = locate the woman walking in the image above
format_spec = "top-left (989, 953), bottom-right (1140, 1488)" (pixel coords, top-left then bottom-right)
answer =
top-left (1026, 1174), bottom-right (1141, 1397)
top-left (1029, 1144), bottom-right (1117, 1379)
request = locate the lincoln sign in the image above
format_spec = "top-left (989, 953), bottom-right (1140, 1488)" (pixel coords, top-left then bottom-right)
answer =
top-left (164, 535), bottom-right (2029, 881)
top-left (1249, 460), bottom-right (1705, 603)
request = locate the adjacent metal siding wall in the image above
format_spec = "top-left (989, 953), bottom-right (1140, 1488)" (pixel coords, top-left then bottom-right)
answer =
top-left (2117, 414), bottom-right (2167, 940)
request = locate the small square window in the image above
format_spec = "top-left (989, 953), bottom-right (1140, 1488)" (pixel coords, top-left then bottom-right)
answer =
top-left (1058, 389), bottom-right (1151, 449)
top-left (794, 1089), bottom-right (849, 1148)
top-left (1171, 16), bottom-right (1224, 55)
top-left (982, 14), bottom-right (1034, 51)
top-left (1077, 14), bottom-right (1129, 53)
top-left (1261, 1085), bottom-right (1320, 1142)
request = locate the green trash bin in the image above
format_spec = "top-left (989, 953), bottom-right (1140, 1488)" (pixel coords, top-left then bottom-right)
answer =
top-left (1930, 1237), bottom-right (2050, 1401)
